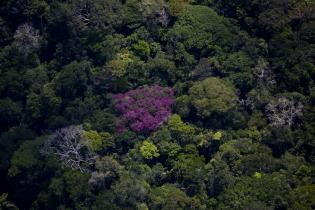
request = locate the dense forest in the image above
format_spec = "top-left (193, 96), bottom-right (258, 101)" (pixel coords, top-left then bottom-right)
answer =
top-left (0, 0), bottom-right (315, 209)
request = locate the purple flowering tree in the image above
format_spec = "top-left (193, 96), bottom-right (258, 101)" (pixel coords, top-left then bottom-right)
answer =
top-left (113, 85), bottom-right (174, 133)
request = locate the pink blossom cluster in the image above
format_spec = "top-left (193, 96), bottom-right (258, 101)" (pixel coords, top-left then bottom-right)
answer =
top-left (113, 85), bottom-right (174, 133)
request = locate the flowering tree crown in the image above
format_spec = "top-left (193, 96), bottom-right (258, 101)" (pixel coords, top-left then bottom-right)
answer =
top-left (113, 85), bottom-right (174, 133)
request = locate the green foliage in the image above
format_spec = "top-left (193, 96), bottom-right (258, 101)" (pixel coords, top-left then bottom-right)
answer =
top-left (205, 157), bottom-right (236, 196)
top-left (145, 52), bottom-right (177, 85)
top-left (89, 34), bottom-right (125, 64)
top-left (167, 114), bottom-right (196, 144)
top-left (158, 141), bottom-right (181, 159)
top-left (189, 77), bottom-right (238, 117)
top-left (0, 127), bottom-right (36, 171)
top-left (168, 5), bottom-right (234, 52)
top-left (123, 0), bottom-right (144, 28)
top-left (140, 140), bottom-right (160, 160)
top-left (58, 171), bottom-right (91, 203)
top-left (254, 172), bottom-right (262, 179)
top-left (43, 170), bottom-right (92, 209)
top-left (213, 173), bottom-right (292, 210)
top-left (174, 95), bottom-right (191, 118)
top-left (292, 185), bottom-right (315, 210)
top-left (172, 146), bottom-right (206, 195)
top-left (8, 137), bottom-right (45, 177)
top-left (84, 111), bottom-right (117, 132)
top-left (232, 127), bottom-right (262, 142)
top-left (137, 203), bottom-right (149, 210)
top-left (213, 131), bottom-right (223, 140)
top-left (26, 84), bottom-right (61, 123)
top-left (24, 64), bottom-right (49, 92)
top-left (0, 0), bottom-right (314, 209)
top-left (112, 173), bottom-right (150, 208)
top-left (0, 193), bottom-right (18, 210)
top-left (168, 0), bottom-right (189, 16)
top-left (149, 184), bottom-right (203, 210)
top-left (0, 98), bottom-right (22, 131)
top-left (89, 0), bottom-right (123, 34)
top-left (54, 61), bottom-right (91, 99)
top-left (105, 51), bottom-right (134, 77)
top-left (83, 130), bottom-right (103, 152)
top-left (216, 139), bottom-right (283, 176)
top-left (122, 0), bottom-right (168, 29)
top-left (90, 156), bottom-right (123, 188)
top-left (132, 40), bottom-right (151, 59)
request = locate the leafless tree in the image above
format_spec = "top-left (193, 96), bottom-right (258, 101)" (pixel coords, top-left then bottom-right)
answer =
top-left (239, 97), bottom-right (255, 111)
top-left (155, 6), bottom-right (170, 27)
top-left (140, 0), bottom-right (170, 27)
top-left (14, 23), bottom-right (40, 57)
top-left (72, 0), bottom-right (91, 28)
top-left (254, 58), bottom-right (276, 89)
top-left (41, 125), bottom-right (96, 173)
top-left (265, 97), bottom-right (303, 128)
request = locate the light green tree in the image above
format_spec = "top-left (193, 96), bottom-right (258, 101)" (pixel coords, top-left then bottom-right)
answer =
top-left (189, 77), bottom-right (238, 117)
top-left (213, 131), bottom-right (223, 140)
top-left (132, 40), bottom-right (151, 59)
top-left (83, 130), bottom-right (115, 153)
top-left (83, 130), bottom-right (103, 152)
top-left (105, 51), bottom-right (133, 77)
top-left (167, 114), bottom-right (195, 144)
top-left (140, 140), bottom-right (160, 160)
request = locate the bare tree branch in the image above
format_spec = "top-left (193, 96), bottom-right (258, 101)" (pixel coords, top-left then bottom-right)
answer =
top-left (41, 125), bottom-right (96, 173)
top-left (238, 97), bottom-right (255, 111)
top-left (254, 58), bottom-right (276, 89)
top-left (265, 97), bottom-right (303, 128)
top-left (72, 0), bottom-right (91, 28)
top-left (14, 23), bottom-right (40, 57)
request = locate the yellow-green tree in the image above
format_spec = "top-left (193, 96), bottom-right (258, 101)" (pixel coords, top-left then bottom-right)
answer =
top-left (140, 140), bottom-right (160, 160)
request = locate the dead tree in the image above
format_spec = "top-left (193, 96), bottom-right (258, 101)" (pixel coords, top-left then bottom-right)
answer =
top-left (140, 0), bottom-right (170, 27)
top-left (155, 6), bottom-right (170, 27)
top-left (254, 58), bottom-right (276, 89)
top-left (265, 97), bottom-right (303, 128)
top-left (41, 125), bottom-right (96, 173)
top-left (238, 97), bottom-right (255, 111)
top-left (14, 23), bottom-right (40, 57)
top-left (72, 0), bottom-right (91, 28)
